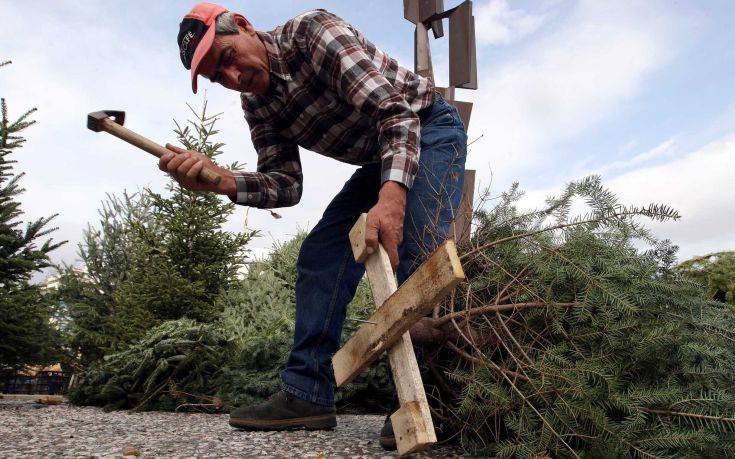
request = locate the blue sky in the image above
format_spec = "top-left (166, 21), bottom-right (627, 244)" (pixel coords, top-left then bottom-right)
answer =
top-left (2, 0), bottom-right (734, 277)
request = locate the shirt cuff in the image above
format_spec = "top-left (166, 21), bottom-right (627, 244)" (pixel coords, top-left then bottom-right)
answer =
top-left (380, 148), bottom-right (419, 190)
top-left (227, 172), bottom-right (261, 206)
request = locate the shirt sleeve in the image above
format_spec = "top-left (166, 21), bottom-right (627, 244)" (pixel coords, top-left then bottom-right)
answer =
top-left (228, 110), bottom-right (303, 209)
top-left (300, 11), bottom-right (423, 189)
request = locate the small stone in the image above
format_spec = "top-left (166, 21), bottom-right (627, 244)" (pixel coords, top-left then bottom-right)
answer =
top-left (121, 445), bottom-right (140, 456)
top-left (36, 396), bottom-right (63, 405)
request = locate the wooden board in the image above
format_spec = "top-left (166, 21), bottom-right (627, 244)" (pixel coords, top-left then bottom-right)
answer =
top-left (419, 0), bottom-right (445, 38)
top-left (334, 214), bottom-right (465, 386)
top-left (435, 86), bottom-right (455, 101)
top-left (404, 0), bottom-right (419, 23)
top-left (388, 333), bottom-right (436, 453)
top-left (419, 0), bottom-right (442, 23)
top-left (449, 169), bottom-right (476, 244)
top-left (451, 99), bottom-right (473, 130)
top-left (338, 213), bottom-right (443, 454)
top-left (414, 21), bottom-right (434, 79)
top-left (391, 401), bottom-right (435, 455)
top-left (449, 1), bottom-right (478, 89)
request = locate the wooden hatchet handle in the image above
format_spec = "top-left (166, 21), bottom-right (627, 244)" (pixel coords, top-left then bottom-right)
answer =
top-left (100, 117), bottom-right (221, 185)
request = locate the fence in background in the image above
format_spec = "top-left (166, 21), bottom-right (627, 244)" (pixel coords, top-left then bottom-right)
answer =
top-left (3, 370), bottom-right (71, 395)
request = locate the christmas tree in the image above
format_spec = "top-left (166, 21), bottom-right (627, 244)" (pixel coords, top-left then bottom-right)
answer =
top-left (114, 101), bottom-right (256, 322)
top-left (59, 100), bottom-right (256, 372)
top-left (55, 192), bottom-right (154, 367)
top-left (416, 177), bottom-right (735, 457)
top-left (0, 60), bottom-right (64, 375)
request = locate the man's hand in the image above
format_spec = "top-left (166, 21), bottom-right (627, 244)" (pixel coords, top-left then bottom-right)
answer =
top-left (365, 181), bottom-right (407, 270)
top-left (158, 144), bottom-right (236, 197)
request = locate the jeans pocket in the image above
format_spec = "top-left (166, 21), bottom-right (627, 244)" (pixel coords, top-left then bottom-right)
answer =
top-left (427, 99), bottom-right (464, 129)
top-left (433, 112), bottom-right (457, 127)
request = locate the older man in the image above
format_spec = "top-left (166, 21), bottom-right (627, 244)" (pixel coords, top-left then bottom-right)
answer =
top-left (162, 2), bottom-right (466, 448)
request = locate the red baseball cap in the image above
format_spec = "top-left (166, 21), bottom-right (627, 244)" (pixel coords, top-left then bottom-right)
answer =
top-left (177, 2), bottom-right (228, 93)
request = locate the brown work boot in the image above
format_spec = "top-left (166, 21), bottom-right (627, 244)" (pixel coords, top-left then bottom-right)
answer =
top-left (229, 390), bottom-right (336, 430)
top-left (379, 415), bottom-right (397, 451)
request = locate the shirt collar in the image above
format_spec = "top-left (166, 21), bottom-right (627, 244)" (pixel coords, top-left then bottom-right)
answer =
top-left (256, 30), bottom-right (292, 83)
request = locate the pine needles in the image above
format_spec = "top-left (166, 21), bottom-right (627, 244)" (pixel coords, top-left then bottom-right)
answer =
top-left (421, 177), bottom-right (735, 458)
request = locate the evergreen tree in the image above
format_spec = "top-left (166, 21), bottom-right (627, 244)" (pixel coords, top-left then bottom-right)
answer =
top-left (113, 101), bottom-right (255, 323)
top-left (676, 251), bottom-right (735, 304)
top-left (69, 233), bottom-right (388, 412)
top-left (418, 177), bottom-right (735, 457)
top-left (58, 101), bottom-right (255, 369)
top-left (55, 192), bottom-right (155, 367)
top-left (0, 60), bottom-right (64, 375)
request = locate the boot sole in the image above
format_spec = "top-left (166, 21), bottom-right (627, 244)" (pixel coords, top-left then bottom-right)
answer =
top-left (229, 414), bottom-right (337, 431)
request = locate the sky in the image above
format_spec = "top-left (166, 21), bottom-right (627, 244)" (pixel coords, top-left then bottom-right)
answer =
top-left (2, 0), bottom-right (734, 281)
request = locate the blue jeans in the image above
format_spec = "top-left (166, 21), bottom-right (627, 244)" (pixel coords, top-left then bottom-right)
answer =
top-left (281, 94), bottom-right (467, 406)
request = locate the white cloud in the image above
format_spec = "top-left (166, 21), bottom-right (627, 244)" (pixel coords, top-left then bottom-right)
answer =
top-left (593, 138), bottom-right (679, 175)
top-left (0, 1), bottom-right (357, 278)
top-left (607, 134), bottom-right (735, 258)
top-left (519, 134), bottom-right (735, 261)
top-left (465, 0), bottom-right (687, 186)
top-left (475, 0), bottom-right (547, 45)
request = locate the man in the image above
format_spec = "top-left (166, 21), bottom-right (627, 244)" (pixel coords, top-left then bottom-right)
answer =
top-left (163, 2), bottom-right (466, 449)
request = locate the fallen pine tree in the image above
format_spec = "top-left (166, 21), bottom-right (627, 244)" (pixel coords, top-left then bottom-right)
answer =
top-left (411, 176), bottom-right (735, 457)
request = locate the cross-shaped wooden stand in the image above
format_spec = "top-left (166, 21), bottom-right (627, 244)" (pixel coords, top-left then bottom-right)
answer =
top-left (332, 213), bottom-right (465, 455)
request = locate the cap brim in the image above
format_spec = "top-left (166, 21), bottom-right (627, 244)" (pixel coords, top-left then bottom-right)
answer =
top-left (190, 24), bottom-right (217, 94)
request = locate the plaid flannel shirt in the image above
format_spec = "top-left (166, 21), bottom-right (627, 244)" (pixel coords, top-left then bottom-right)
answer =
top-left (229, 9), bottom-right (435, 208)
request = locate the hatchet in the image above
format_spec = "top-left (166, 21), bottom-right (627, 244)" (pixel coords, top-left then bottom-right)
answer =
top-left (87, 110), bottom-right (222, 185)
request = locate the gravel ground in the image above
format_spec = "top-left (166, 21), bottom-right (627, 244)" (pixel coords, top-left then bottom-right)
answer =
top-left (0, 399), bottom-right (467, 458)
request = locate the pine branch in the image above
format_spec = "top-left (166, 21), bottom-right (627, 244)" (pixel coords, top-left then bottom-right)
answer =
top-left (436, 302), bottom-right (575, 326)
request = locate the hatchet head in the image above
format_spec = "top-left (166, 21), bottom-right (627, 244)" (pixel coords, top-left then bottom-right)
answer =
top-left (87, 110), bottom-right (126, 132)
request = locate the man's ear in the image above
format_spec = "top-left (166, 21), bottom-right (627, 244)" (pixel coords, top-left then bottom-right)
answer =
top-left (233, 14), bottom-right (255, 35)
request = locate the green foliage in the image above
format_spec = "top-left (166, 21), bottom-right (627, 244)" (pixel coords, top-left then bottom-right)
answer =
top-left (55, 192), bottom-right (154, 366)
top-left (114, 102), bottom-right (255, 322)
top-left (216, 232), bottom-right (392, 412)
top-left (215, 235), bottom-right (301, 407)
top-left (676, 251), bottom-right (735, 304)
top-left (70, 232), bottom-right (392, 413)
top-left (68, 156), bottom-right (735, 456)
top-left (57, 101), bottom-right (255, 371)
top-left (68, 318), bottom-right (227, 411)
top-left (428, 176), bottom-right (735, 457)
top-left (0, 285), bottom-right (63, 376)
top-left (0, 60), bottom-right (64, 375)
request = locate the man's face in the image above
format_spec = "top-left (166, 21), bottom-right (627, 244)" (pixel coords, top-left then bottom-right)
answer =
top-left (198, 19), bottom-right (270, 94)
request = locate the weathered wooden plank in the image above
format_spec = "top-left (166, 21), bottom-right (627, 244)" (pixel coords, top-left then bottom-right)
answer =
top-left (404, 0), bottom-right (419, 23)
top-left (449, 1), bottom-right (478, 89)
top-left (449, 169), bottom-right (476, 244)
top-left (334, 214), bottom-right (465, 387)
top-left (388, 333), bottom-right (436, 449)
top-left (419, 0), bottom-right (441, 22)
top-left (451, 99), bottom-right (473, 130)
top-left (341, 213), bottom-right (438, 454)
top-left (418, 0), bottom-right (444, 38)
top-left (463, 15), bottom-right (477, 89)
top-left (414, 21), bottom-right (434, 79)
top-left (391, 401), bottom-right (434, 455)
top-left (435, 86), bottom-right (455, 101)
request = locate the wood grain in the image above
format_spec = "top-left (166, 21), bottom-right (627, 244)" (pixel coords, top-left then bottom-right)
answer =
top-left (101, 118), bottom-right (221, 185)
top-left (334, 217), bottom-right (464, 386)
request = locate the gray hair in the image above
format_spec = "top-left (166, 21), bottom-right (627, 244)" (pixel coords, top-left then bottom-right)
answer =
top-left (215, 12), bottom-right (239, 35)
